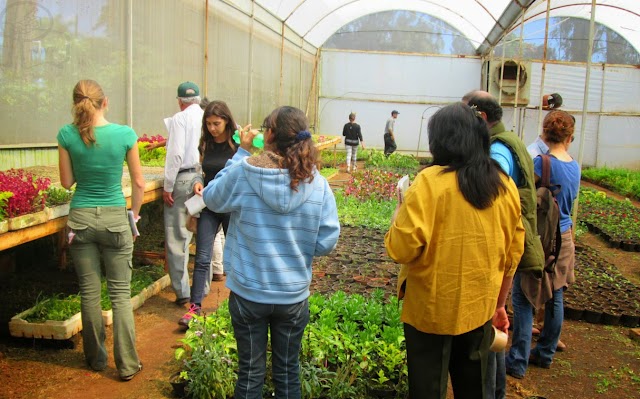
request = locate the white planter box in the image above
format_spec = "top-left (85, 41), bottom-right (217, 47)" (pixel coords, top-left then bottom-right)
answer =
top-left (45, 203), bottom-right (70, 220)
top-left (0, 220), bottom-right (8, 235)
top-left (9, 274), bottom-right (170, 339)
top-left (8, 210), bottom-right (48, 231)
top-left (9, 310), bottom-right (82, 340)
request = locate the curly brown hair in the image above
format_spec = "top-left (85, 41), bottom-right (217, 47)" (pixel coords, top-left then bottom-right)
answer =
top-left (542, 110), bottom-right (575, 143)
top-left (263, 106), bottom-right (320, 191)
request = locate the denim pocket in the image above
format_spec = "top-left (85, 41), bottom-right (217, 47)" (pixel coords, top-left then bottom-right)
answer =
top-left (106, 224), bottom-right (131, 249)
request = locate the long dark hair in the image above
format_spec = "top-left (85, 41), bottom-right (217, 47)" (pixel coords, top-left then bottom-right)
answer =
top-left (263, 106), bottom-right (319, 191)
top-left (428, 102), bottom-right (507, 209)
top-left (199, 100), bottom-right (237, 155)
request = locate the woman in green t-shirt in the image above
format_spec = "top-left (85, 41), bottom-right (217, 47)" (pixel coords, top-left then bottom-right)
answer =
top-left (57, 79), bottom-right (144, 381)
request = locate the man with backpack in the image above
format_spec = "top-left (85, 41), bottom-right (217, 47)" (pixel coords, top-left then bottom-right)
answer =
top-left (465, 92), bottom-right (545, 396)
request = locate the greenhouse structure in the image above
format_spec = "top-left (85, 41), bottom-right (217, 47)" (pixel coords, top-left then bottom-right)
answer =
top-left (2, 2), bottom-right (640, 398)
top-left (1, 0), bottom-right (639, 170)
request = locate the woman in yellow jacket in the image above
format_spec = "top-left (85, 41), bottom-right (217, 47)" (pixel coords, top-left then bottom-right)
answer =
top-left (385, 102), bottom-right (525, 399)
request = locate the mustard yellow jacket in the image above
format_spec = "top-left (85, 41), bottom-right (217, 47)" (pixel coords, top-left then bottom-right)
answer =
top-left (385, 166), bottom-right (525, 335)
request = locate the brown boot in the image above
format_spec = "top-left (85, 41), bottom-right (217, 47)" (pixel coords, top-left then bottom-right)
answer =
top-left (556, 339), bottom-right (567, 352)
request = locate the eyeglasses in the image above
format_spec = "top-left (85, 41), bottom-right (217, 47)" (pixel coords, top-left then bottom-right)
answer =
top-left (259, 125), bottom-right (269, 133)
top-left (571, 135), bottom-right (575, 143)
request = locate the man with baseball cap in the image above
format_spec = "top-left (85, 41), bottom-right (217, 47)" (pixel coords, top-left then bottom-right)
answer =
top-left (163, 81), bottom-right (203, 306)
top-left (384, 110), bottom-right (399, 156)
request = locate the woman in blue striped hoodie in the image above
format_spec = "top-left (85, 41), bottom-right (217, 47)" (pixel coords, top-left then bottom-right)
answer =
top-left (202, 106), bottom-right (340, 399)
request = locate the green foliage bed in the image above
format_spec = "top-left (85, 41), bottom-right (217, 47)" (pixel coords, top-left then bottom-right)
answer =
top-left (176, 290), bottom-right (408, 399)
top-left (578, 187), bottom-right (640, 244)
top-left (582, 166), bottom-right (640, 200)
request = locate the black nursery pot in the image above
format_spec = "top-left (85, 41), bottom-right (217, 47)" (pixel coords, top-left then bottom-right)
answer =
top-left (600, 311), bottom-right (622, 326)
top-left (169, 372), bottom-right (187, 398)
top-left (620, 314), bottom-right (640, 328)
top-left (582, 309), bottom-right (602, 324)
top-left (563, 306), bottom-right (584, 321)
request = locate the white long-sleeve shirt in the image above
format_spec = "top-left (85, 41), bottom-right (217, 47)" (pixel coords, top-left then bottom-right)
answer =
top-left (163, 103), bottom-right (203, 192)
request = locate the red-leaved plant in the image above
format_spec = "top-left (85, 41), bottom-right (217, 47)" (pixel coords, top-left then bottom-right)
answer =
top-left (344, 169), bottom-right (404, 202)
top-left (0, 169), bottom-right (51, 217)
top-left (138, 134), bottom-right (165, 143)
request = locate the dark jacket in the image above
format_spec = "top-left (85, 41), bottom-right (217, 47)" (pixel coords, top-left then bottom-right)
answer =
top-left (342, 122), bottom-right (363, 146)
top-left (490, 122), bottom-right (544, 278)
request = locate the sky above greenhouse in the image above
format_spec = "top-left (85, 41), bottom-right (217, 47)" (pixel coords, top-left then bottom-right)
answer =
top-left (254, 0), bottom-right (640, 53)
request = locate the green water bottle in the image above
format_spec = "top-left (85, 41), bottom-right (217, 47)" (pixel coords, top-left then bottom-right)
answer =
top-left (252, 133), bottom-right (264, 149)
top-left (232, 130), bottom-right (264, 148)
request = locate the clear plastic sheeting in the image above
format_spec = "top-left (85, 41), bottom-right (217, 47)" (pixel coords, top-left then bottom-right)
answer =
top-left (523, 0), bottom-right (640, 53)
top-left (254, 1), bottom-right (640, 52)
top-left (256, 0), bottom-right (513, 49)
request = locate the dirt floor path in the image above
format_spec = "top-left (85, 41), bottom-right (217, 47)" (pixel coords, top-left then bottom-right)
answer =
top-left (0, 280), bottom-right (229, 399)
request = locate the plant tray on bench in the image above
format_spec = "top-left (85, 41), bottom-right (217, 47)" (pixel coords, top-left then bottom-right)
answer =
top-left (9, 273), bottom-right (170, 340)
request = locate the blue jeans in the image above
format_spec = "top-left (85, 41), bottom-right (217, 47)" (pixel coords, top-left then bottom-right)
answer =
top-left (505, 272), bottom-right (534, 377)
top-left (530, 288), bottom-right (564, 366)
top-left (484, 350), bottom-right (506, 399)
top-left (229, 292), bottom-right (310, 399)
top-left (67, 207), bottom-right (140, 378)
top-left (190, 208), bottom-right (229, 305)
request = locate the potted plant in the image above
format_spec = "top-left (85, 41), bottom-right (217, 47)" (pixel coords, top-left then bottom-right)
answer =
top-left (45, 186), bottom-right (74, 220)
top-left (0, 169), bottom-right (51, 230)
top-left (174, 301), bottom-right (238, 399)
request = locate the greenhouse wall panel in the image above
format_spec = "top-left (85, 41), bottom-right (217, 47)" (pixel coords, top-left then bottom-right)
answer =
top-left (527, 62), bottom-right (640, 113)
top-left (320, 50), bottom-right (482, 103)
top-left (319, 50), bottom-right (481, 153)
top-left (0, 0), bottom-right (316, 169)
top-left (596, 116), bottom-right (640, 169)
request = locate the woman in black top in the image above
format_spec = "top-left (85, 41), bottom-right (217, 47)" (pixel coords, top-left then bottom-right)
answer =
top-left (342, 112), bottom-right (365, 173)
top-left (179, 100), bottom-right (238, 328)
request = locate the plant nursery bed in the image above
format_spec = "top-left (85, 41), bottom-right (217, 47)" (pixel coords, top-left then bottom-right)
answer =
top-left (9, 273), bottom-right (170, 340)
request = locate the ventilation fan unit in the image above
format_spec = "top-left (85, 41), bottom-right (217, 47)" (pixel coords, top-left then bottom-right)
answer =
top-left (482, 59), bottom-right (532, 106)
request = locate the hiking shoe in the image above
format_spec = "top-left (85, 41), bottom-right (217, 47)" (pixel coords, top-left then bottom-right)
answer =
top-left (506, 368), bottom-right (524, 379)
top-left (121, 363), bottom-right (143, 381)
top-left (212, 274), bottom-right (225, 282)
top-left (529, 354), bottom-right (551, 369)
top-left (175, 297), bottom-right (190, 306)
top-left (178, 304), bottom-right (201, 329)
top-left (556, 340), bottom-right (566, 352)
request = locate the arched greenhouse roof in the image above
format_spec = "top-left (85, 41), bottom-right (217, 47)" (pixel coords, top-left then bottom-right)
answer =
top-left (255, 0), bottom-right (640, 53)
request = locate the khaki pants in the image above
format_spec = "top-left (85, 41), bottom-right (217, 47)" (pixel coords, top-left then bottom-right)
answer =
top-left (67, 207), bottom-right (140, 377)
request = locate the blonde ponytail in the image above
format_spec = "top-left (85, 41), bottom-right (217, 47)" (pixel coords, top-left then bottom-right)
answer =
top-left (72, 80), bottom-right (105, 146)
